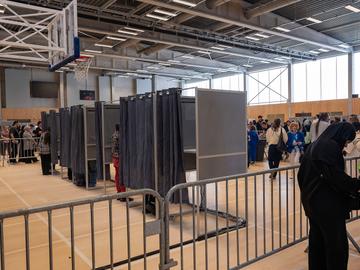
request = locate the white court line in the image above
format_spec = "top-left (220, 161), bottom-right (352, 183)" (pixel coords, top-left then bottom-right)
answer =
top-left (0, 176), bottom-right (92, 267)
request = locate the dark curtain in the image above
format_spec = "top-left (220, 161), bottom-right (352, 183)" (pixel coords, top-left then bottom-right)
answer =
top-left (120, 95), bottom-right (155, 190)
top-left (49, 110), bottom-right (58, 165)
top-left (60, 108), bottom-right (71, 167)
top-left (70, 106), bottom-right (85, 177)
top-left (41, 112), bottom-right (49, 130)
top-left (95, 101), bottom-right (104, 179)
top-left (156, 90), bottom-right (187, 200)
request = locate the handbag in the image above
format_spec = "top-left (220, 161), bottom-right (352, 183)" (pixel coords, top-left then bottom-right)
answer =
top-left (276, 128), bottom-right (287, 153)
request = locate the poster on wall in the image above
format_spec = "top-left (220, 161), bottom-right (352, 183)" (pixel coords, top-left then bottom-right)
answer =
top-left (79, 90), bottom-right (95, 100)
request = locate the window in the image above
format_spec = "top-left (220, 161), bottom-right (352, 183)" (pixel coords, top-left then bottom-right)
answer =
top-left (183, 80), bottom-right (210, 96)
top-left (247, 67), bottom-right (288, 105)
top-left (212, 74), bottom-right (244, 91)
top-left (354, 52), bottom-right (360, 95)
top-left (292, 55), bottom-right (349, 102)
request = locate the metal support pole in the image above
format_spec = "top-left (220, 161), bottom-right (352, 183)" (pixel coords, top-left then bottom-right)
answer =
top-left (348, 52), bottom-right (354, 115)
top-left (287, 64), bottom-right (293, 118)
top-left (101, 102), bottom-right (107, 194)
top-left (153, 92), bottom-right (159, 218)
top-left (83, 106), bottom-right (89, 190)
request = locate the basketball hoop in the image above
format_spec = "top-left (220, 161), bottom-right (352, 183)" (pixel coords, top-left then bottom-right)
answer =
top-left (74, 56), bottom-right (92, 81)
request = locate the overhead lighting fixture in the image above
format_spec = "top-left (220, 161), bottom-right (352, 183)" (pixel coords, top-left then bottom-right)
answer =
top-left (146, 13), bottom-right (169, 21)
top-left (123, 27), bottom-right (144, 33)
top-left (126, 72), bottom-right (139, 76)
top-left (106, 36), bottom-right (126, 41)
top-left (218, 44), bottom-right (232, 49)
top-left (274, 57), bottom-right (286, 61)
top-left (309, 50), bottom-right (320, 54)
top-left (147, 66), bottom-right (159, 69)
top-left (275, 26), bottom-right (290, 32)
top-left (0, 8), bottom-right (4, 14)
top-left (211, 46), bottom-right (225, 50)
top-left (172, 0), bottom-right (197, 7)
top-left (95, 43), bottom-right (113, 48)
top-left (136, 69), bottom-right (149, 73)
top-left (245, 36), bottom-right (260, 41)
top-left (339, 44), bottom-right (350, 48)
top-left (159, 62), bottom-right (171, 66)
top-left (318, 48), bottom-right (330, 52)
top-left (181, 55), bottom-right (194, 59)
top-left (197, 50), bottom-right (210, 54)
top-left (117, 29), bottom-right (139, 35)
top-left (306, 17), bottom-right (322, 24)
top-left (243, 64), bottom-right (253, 68)
top-left (154, 8), bottom-right (177, 17)
top-left (260, 60), bottom-right (270, 64)
top-left (345, 5), bottom-right (360, 13)
top-left (168, 59), bottom-right (180, 63)
top-left (84, 49), bottom-right (102, 53)
top-left (117, 75), bottom-right (129, 78)
top-left (254, 33), bottom-right (270, 38)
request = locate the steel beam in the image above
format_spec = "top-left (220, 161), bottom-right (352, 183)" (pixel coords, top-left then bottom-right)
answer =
top-left (138, 44), bottom-right (171, 56)
top-left (138, 0), bottom-right (350, 53)
top-left (245, 0), bottom-right (302, 19)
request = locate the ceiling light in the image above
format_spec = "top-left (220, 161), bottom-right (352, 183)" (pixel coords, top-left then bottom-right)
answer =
top-left (306, 17), bottom-right (322, 24)
top-left (172, 0), bottom-right (197, 7)
top-left (84, 49), bottom-right (102, 53)
top-left (339, 44), bottom-right (350, 48)
top-left (260, 61), bottom-right (270, 64)
top-left (0, 8), bottom-right (4, 14)
top-left (345, 5), bottom-right (360, 13)
top-left (147, 66), bottom-right (159, 69)
top-left (168, 59), bottom-right (180, 63)
top-left (309, 50), bottom-right (320, 54)
top-left (159, 62), bottom-right (171, 66)
top-left (117, 29), bottom-right (139, 35)
top-left (318, 48), bottom-right (330, 52)
top-left (123, 27), bottom-right (144, 33)
top-left (106, 36), bottom-right (126, 41)
top-left (197, 50), bottom-right (210, 54)
top-left (136, 69), bottom-right (149, 73)
top-left (254, 33), bottom-right (270, 38)
top-left (126, 72), bottom-right (139, 76)
top-left (274, 57), bottom-right (286, 61)
top-left (80, 53), bottom-right (95, 58)
top-left (245, 36), bottom-right (260, 41)
top-left (117, 75), bottom-right (129, 78)
top-left (275, 26), bottom-right (290, 32)
top-left (95, 43), bottom-right (113, 48)
top-left (154, 9), bottom-right (177, 17)
top-left (181, 55), bottom-right (194, 59)
top-left (146, 13), bottom-right (169, 21)
top-left (211, 46), bottom-right (225, 50)
top-left (218, 44), bottom-right (232, 49)
top-left (243, 64), bottom-right (253, 68)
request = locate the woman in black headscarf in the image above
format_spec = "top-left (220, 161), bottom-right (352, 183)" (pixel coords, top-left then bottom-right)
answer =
top-left (298, 122), bottom-right (360, 270)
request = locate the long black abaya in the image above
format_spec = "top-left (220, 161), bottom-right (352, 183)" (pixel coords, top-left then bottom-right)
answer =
top-left (298, 122), bottom-right (360, 270)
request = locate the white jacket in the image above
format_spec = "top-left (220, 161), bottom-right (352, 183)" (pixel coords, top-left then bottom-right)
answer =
top-left (344, 132), bottom-right (360, 158)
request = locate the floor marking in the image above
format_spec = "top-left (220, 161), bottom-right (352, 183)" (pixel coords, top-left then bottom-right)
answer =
top-left (0, 176), bottom-right (92, 267)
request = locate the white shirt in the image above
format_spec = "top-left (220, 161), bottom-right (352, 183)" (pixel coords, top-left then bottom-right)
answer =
top-left (266, 127), bottom-right (288, 145)
top-left (310, 120), bottom-right (329, 143)
top-left (344, 132), bottom-right (360, 158)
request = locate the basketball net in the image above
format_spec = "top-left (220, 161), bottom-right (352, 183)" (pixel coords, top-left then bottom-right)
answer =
top-left (74, 56), bottom-right (92, 81)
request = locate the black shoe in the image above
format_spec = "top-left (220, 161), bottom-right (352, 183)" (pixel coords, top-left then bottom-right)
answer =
top-left (117, 197), bottom-right (134, 202)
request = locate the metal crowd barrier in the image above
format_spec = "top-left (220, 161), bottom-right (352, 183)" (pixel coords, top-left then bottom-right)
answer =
top-left (0, 157), bottom-right (359, 270)
top-left (0, 137), bottom-right (40, 166)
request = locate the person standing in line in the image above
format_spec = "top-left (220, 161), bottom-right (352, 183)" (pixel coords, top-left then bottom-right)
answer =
top-left (310, 112), bottom-right (330, 143)
top-left (266, 118), bottom-right (288, 180)
top-left (22, 126), bottom-right (36, 164)
top-left (9, 121), bottom-right (20, 164)
top-left (39, 128), bottom-right (51, 175)
top-left (287, 122), bottom-right (304, 165)
top-left (248, 125), bottom-right (259, 165)
top-left (344, 122), bottom-right (360, 158)
top-left (298, 122), bottom-right (360, 270)
top-left (0, 126), bottom-right (10, 160)
top-left (256, 115), bottom-right (263, 131)
top-left (33, 121), bottom-right (42, 138)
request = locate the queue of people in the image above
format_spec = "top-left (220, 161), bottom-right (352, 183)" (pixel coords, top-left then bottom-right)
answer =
top-left (0, 121), bottom-right (41, 164)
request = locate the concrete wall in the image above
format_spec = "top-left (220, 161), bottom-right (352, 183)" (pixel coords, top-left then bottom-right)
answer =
top-left (5, 68), bottom-right (59, 108)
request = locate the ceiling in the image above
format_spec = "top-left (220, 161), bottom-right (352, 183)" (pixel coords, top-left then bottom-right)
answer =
top-left (1, 0), bottom-right (360, 80)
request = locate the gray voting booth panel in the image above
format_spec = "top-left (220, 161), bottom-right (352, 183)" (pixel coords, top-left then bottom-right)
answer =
top-left (103, 104), bottom-right (120, 164)
top-left (181, 97), bottom-right (196, 150)
top-left (196, 89), bottom-right (247, 180)
top-left (85, 107), bottom-right (96, 161)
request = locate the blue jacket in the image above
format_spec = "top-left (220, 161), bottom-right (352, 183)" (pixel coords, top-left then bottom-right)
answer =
top-left (287, 131), bottom-right (304, 153)
top-left (248, 130), bottom-right (259, 146)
